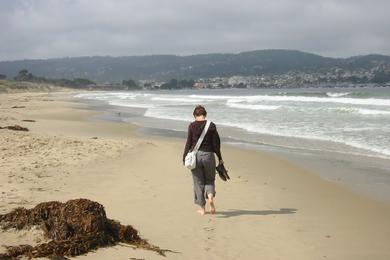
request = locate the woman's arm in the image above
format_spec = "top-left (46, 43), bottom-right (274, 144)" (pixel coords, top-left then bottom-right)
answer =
top-left (212, 124), bottom-right (223, 163)
top-left (182, 124), bottom-right (193, 163)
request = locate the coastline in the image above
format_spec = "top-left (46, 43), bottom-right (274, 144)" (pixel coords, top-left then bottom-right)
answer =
top-left (77, 95), bottom-right (390, 204)
top-left (1, 91), bottom-right (390, 259)
top-left (137, 124), bottom-right (390, 204)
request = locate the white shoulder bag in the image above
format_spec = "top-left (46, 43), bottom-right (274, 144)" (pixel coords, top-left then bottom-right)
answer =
top-left (184, 120), bottom-right (211, 170)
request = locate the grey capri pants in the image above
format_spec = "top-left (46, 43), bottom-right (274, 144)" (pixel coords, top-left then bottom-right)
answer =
top-left (191, 150), bottom-right (216, 206)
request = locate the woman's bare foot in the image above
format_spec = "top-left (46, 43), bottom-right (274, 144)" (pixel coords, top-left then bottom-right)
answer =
top-left (208, 194), bottom-right (216, 214)
top-left (197, 206), bottom-right (205, 215)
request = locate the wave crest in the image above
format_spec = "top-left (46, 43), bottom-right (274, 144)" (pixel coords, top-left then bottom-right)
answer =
top-left (326, 92), bottom-right (351, 97)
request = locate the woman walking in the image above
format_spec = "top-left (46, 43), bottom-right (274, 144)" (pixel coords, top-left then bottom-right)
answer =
top-left (183, 105), bottom-right (223, 215)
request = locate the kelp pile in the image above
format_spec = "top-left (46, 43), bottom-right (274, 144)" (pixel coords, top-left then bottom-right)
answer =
top-left (0, 125), bottom-right (29, 131)
top-left (0, 199), bottom-right (168, 259)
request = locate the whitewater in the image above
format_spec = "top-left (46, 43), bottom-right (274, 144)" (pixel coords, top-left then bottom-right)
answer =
top-left (75, 87), bottom-right (390, 160)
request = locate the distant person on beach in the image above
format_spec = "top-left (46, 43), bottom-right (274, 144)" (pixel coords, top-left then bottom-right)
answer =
top-left (183, 105), bottom-right (223, 215)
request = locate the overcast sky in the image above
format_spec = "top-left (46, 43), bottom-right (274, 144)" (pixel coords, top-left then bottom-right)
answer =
top-left (1, 0), bottom-right (389, 61)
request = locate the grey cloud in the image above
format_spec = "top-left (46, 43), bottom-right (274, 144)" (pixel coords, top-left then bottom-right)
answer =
top-left (0, 0), bottom-right (389, 61)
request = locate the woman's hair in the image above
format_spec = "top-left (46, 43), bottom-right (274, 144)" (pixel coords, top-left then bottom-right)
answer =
top-left (193, 105), bottom-right (207, 117)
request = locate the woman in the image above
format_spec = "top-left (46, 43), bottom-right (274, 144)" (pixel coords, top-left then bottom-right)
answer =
top-left (183, 105), bottom-right (223, 215)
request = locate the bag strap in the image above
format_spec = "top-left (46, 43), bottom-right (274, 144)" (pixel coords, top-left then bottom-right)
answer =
top-left (193, 120), bottom-right (211, 152)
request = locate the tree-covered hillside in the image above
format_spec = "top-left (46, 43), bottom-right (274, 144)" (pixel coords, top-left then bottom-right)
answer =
top-left (0, 50), bottom-right (389, 82)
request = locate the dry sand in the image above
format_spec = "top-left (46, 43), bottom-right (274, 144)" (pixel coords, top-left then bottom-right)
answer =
top-left (0, 92), bottom-right (389, 260)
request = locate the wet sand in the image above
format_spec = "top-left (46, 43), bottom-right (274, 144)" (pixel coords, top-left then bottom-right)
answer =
top-left (1, 92), bottom-right (390, 259)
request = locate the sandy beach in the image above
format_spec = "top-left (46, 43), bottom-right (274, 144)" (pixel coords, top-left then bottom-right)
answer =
top-left (1, 91), bottom-right (390, 260)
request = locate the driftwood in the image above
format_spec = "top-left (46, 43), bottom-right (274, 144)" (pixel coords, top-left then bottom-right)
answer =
top-left (0, 199), bottom-right (169, 259)
top-left (11, 106), bottom-right (26, 109)
top-left (22, 120), bottom-right (36, 122)
top-left (0, 125), bottom-right (29, 131)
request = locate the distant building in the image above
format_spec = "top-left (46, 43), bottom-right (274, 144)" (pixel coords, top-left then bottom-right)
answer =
top-left (193, 82), bottom-right (207, 89)
top-left (228, 76), bottom-right (247, 85)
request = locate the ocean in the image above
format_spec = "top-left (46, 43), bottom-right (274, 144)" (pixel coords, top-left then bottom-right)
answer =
top-left (75, 87), bottom-right (390, 201)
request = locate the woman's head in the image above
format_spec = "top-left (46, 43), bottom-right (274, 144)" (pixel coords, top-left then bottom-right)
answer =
top-left (193, 105), bottom-right (207, 118)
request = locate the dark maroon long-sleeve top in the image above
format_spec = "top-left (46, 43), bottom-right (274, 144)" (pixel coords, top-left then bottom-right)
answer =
top-left (182, 120), bottom-right (223, 163)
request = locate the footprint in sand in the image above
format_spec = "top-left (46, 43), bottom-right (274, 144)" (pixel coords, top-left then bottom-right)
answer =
top-left (202, 223), bottom-right (216, 252)
top-left (203, 227), bottom-right (214, 232)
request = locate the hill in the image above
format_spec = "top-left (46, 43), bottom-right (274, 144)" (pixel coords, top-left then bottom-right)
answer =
top-left (0, 50), bottom-right (389, 82)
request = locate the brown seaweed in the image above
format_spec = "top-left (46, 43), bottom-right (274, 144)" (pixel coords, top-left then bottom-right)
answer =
top-left (0, 199), bottom-right (171, 259)
top-left (0, 125), bottom-right (29, 131)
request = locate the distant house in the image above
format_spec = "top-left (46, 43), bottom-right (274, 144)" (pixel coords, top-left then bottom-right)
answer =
top-left (228, 76), bottom-right (248, 86)
top-left (193, 82), bottom-right (208, 89)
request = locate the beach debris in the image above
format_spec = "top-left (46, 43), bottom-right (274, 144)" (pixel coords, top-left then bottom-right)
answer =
top-left (11, 105), bottom-right (26, 109)
top-left (22, 120), bottom-right (36, 122)
top-left (0, 198), bottom-right (170, 259)
top-left (91, 137), bottom-right (98, 139)
top-left (49, 256), bottom-right (70, 260)
top-left (0, 125), bottom-right (29, 131)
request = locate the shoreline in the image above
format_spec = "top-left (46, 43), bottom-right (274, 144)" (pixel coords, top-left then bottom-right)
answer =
top-left (1, 91), bottom-right (390, 259)
top-left (75, 95), bottom-right (390, 204)
top-left (73, 87), bottom-right (390, 161)
top-left (139, 125), bottom-right (390, 204)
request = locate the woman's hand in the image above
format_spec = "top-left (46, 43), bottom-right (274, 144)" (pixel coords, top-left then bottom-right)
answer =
top-left (218, 159), bottom-right (224, 165)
